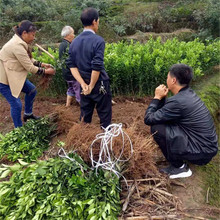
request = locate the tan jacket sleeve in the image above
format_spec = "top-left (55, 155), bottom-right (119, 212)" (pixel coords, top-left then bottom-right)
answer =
top-left (13, 44), bottom-right (39, 74)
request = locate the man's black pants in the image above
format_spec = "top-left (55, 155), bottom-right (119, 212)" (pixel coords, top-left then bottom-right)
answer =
top-left (151, 124), bottom-right (213, 167)
top-left (80, 80), bottom-right (112, 128)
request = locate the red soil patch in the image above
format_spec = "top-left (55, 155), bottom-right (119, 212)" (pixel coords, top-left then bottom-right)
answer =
top-left (0, 95), bottom-right (159, 178)
top-left (1, 95), bottom-right (218, 219)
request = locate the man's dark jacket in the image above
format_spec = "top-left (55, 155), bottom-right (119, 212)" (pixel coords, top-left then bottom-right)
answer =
top-left (144, 87), bottom-right (218, 159)
top-left (59, 39), bottom-right (74, 81)
top-left (67, 31), bottom-right (109, 82)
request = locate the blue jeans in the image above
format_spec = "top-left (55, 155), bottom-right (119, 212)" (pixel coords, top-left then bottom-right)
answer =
top-left (0, 80), bottom-right (37, 128)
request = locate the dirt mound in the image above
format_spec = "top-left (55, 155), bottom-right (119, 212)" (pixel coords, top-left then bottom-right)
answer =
top-left (53, 104), bottom-right (158, 179)
top-left (125, 28), bottom-right (195, 43)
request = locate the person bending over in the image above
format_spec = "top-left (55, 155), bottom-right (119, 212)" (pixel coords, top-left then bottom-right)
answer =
top-left (0, 20), bottom-right (55, 128)
top-left (144, 64), bottom-right (218, 179)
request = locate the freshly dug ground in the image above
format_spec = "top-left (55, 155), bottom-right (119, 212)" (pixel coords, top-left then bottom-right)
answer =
top-left (0, 95), bottom-right (219, 219)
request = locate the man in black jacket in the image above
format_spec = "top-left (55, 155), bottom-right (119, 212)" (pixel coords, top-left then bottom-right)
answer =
top-left (144, 64), bottom-right (218, 179)
top-left (67, 8), bottom-right (112, 128)
top-left (59, 26), bottom-right (80, 106)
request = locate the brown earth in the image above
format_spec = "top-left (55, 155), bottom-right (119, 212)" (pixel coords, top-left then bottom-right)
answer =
top-left (0, 95), bottom-right (219, 219)
top-left (124, 28), bottom-right (195, 43)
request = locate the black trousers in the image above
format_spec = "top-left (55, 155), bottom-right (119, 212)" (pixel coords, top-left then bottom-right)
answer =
top-left (151, 124), bottom-right (213, 167)
top-left (80, 80), bottom-right (112, 128)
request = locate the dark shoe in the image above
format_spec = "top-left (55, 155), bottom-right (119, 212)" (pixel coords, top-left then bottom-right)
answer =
top-left (159, 164), bottom-right (176, 174)
top-left (23, 114), bottom-right (41, 122)
top-left (160, 164), bottom-right (192, 179)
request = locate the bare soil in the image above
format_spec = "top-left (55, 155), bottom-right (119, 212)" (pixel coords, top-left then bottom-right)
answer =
top-left (0, 95), bottom-right (219, 219)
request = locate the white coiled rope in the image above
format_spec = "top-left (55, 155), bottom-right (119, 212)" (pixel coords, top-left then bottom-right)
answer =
top-left (58, 123), bottom-right (133, 186)
top-left (90, 123), bottom-right (133, 180)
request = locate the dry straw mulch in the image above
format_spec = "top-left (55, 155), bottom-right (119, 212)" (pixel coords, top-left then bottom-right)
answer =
top-left (48, 106), bottom-right (183, 218)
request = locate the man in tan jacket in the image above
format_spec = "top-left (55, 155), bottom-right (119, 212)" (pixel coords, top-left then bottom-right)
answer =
top-left (0, 20), bottom-right (55, 127)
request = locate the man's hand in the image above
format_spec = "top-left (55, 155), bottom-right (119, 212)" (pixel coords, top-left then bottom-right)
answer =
top-left (42, 63), bottom-right (53, 69)
top-left (154, 84), bottom-right (169, 100)
top-left (45, 67), bottom-right (56, 75)
top-left (88, 84), bottom-right (94, 93)
top-left (81, 83), bottom-right (90, 95)
top-left (82, 84), bottom-right (95, 95)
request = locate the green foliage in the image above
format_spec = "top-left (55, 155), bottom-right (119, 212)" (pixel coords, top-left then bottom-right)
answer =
top-left (199, 154), bottom-right (220, 207)
top-left (1, 0), bottom-right (219, 45)
top-left (0, 118), bottom-right (54, 162)
top-left (32, 39), bottom-right (220, 96)
top-left (108, 3), bottom-right (163, 36)
top-left (72, 0), bottom-right (114, 16)
top-left (0, 155), bottom-right (121, 219)
top-left (107, 0), bottom-right (218, 40)
top-left (194, 71), bottom-right (220, 207)
top-left (199, 85), bottom-right (220, 121)
top-left (32, 47), bottom-right (67, 96)
top-left (104, 38), bottom-right (220, 95)
top-left (193, 0), bottom-right (220, 40)
top-left (0, 0), bottom-right (73, 23)
top-left (35, 21), bottom-right (66, 44)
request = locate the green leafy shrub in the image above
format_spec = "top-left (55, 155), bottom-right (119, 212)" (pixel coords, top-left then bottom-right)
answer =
top-left (32, 38), bottom-right (219, 96)
top-left (195, 72), bottom-right (220, 207)
top-left (193, 0), bottom-right (220, 40)
top-left (0, 0), bottom-right (72, 22)
top-left (1, 0), bottom-right (219, 45)
top-left (104, 38), bottom-right (220, 95)
top-left (0, 155), bottom-right (121, 219)
top-left (0, 118), bottom-right (54, 162)
top-left (199, 85), bottom-right (220, 121)
top-left (32, 47), bottom-right (67, 96)
top-left (72, 0), bottom-right (114, 16)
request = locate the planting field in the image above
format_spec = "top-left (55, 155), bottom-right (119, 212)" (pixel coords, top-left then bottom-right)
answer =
top-left (0, 38), bottom-right (219, 219)
top-left (0, 0), bottom-right (219, 218)
top-left (0, 95), bottom-right (219, 219)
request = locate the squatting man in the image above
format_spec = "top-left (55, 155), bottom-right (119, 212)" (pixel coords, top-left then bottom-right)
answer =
top-left (144, 64), bottom-right (218, 179)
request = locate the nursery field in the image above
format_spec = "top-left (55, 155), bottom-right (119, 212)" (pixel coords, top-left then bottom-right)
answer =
top-left (0, 93), bottom-right (219, 219)
top-left (0, 0), bottom-right (219, 218)
top-left (0, 39), bottom-right (219, 219)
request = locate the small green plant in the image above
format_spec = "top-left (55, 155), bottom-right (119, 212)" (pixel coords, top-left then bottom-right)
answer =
top-left (0, 155), bottom-right (121, 219)
top-left (0, 117), bottom-right (55, 162)
top-left (32, 39), bottom-right (220, 96)
top-left (104, 38), bottom-right (220, 95)
top-left (32, 47), bottom-right (67, 96)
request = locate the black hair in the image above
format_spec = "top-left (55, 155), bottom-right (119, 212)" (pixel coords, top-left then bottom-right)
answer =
top-left (169, 64), bottom-right (193, 85)
top-left (80, 8), bottom-right (99, 27)
top-left (13, 20), bottom-right (37, 36)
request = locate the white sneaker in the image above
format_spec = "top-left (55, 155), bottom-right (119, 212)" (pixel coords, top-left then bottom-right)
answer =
top-left (168, 164), bottom-right (192, 179)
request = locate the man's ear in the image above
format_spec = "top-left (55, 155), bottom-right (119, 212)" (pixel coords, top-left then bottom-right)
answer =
top-left (172, 77), bottom-right (177, 84)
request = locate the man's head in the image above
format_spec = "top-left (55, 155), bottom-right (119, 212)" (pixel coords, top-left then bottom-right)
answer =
top-left (80, 8), bottom-right (99, 32)
top-left (167, 64), bottom-right (193, 93)
top-left (61, 26), bottom-right (75, 42)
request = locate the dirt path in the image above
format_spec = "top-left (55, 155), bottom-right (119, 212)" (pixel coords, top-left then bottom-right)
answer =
top-left (0, 95), bottom-right (152, 134)
top-left (0, 95), bottom-right (219, 219)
